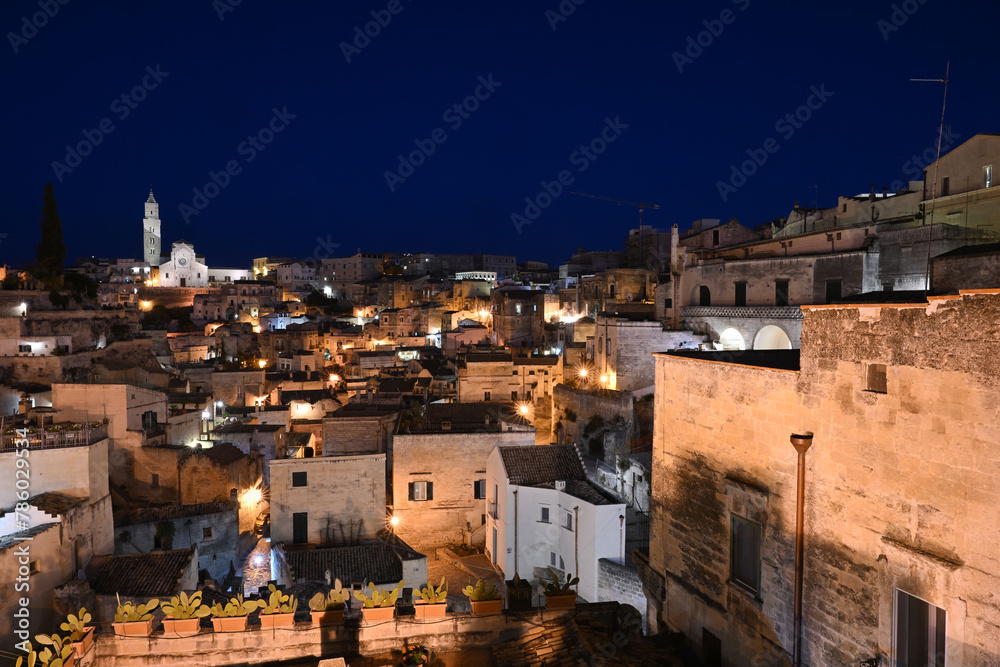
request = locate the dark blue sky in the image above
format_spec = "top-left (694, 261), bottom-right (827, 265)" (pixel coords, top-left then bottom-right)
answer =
top-left (2, 0), bottom-right (998, 269)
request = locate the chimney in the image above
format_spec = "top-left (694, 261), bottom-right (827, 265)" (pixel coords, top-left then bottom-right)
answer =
top-left (555, 480), bottom-right (566, 491)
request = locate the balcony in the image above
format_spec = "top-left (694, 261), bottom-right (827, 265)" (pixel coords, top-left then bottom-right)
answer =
top-left (0, 425), bottom-right (109, 453)
top-left (680, 305), bottom-right (803, 320)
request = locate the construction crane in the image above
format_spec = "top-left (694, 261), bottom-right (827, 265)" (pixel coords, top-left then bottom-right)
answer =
top-left (571, 192), bottom-right (660, 269)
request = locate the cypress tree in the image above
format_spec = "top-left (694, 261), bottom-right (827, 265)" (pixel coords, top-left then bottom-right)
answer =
top-left (36, 182), bottom-right (66, 278)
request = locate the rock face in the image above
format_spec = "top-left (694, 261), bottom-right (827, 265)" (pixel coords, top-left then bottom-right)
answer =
top-left (647, 292), bottom-right (1000, 667)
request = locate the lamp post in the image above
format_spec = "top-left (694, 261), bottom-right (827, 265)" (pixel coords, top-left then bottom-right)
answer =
top-left (791, 432), bottom-right (814, 667)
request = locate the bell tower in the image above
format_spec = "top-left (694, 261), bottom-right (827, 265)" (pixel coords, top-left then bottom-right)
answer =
top-left (143, 189), bottom-right (161, 267)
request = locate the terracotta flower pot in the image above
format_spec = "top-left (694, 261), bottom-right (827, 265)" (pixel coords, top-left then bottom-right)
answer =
top-left (413, 601), bottom-right (447, 620)
top-left (310, 609), bottom-right (345, 626)
top-left (112, 618), bottom-right (154, 636)
top-left (162, 617), bottom-right (202, 636)
top-left (212, 616), bottom-right (249, 632)
top-left (470, 599), bottom-right (502, 615)
top-left (61, 654), bottom-right (77, 667)
top-left (544, 593), bottom-right (577, 610)
top-left (72, 626), bottom-right (95, 657)
top-left (259, 612), bottom-right (295, 629)
top-left (360, 606), bottom-right (395, 624)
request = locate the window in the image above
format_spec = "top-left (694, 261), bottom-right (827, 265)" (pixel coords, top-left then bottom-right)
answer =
top-left (202, 527), bottom-right (213, 539)
top-left (550, 551), bottom-right (557, 567)
top-left (883, 282), bottom-right (894, 293)
top-left (730, 514), bottom-right (762, 594)
top-left (151, 473), bottom-right (159, 488)
top-left (515, 304), bottom-right (522, 315)
top-left (598, 338), bottom-right (603, 354)
top-left (564, 511), bottom-right (573, 531)
top-left (409, 481), bottom-right (433, 501)
top-left (28, 560), bottom-right (39, 575)
top-left (734, 282), bottom-right (747, 307)
top-left (292, 471), bottom-right (307, 487)
top-left (712, 229), bottom-right (720, 246)
top-left (663, 297), bottom-right (672, 309)
top-left (842, 203), bottom-right (848, 213)
top-left (484, 391), bottom-right (491, 402)
top-left (474, 480), bottom-right (486, 499)
top-left (18, 344), bottom-right (30, 353)
top-left (895, 590), bottom-right (946, 666)
top-left (825, 280), bottom-right (842, 304)
top-left (540, 506), bottom-right (550, 523)
top-left (775, 280), bottom-right (789, 307)
top-left (865, 363), bottom-right (888, 394)
top-left (699, 285), bottom-right (711, 306)
top-left (702, 629), bottom-right (723, 667)
top-left (984, 165), bottom-right (994, 189)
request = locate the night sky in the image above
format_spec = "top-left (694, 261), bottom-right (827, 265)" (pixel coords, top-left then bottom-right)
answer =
top-left (2, 0), bottom-right (998, 269)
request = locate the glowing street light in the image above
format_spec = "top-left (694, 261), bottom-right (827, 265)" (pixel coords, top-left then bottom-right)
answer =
top-left (258, 359), bottom-right (267, 368)
top-left (578, 368), bottom-right (588, 378)
top-left (329, 374), bottom-right (340, 383)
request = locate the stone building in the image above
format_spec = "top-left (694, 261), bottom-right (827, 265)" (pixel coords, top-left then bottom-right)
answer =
top-left (485, 444), bottom-right (626, 604)
top-left (113, 501), bottom-right (239, 584)
top-left (593, 313), bottom-right (701, 391)
top-left (642, 291), bottom-right (1000, 666)
top-left (392, 402), bottom-right (534, 552)
top-left (270, 454), bottom-right (387, 546)
top-left (491, 287), bottom-right (545, 348)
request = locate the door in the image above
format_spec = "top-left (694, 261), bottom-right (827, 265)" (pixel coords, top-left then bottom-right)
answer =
top-left (491, 527), bottom-right (498, 565)
top-left (292, 512), bottom-right (308, 544)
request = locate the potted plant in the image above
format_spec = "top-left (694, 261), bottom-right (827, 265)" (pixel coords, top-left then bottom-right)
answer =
top-left (18, 635), bottom-right (76, 667)
top-left (14, 634), bottom-right (76, 667)
top-left (462, 579), bottom-right (501, 614)
top-left (259, 584), bottom-right (298, 629)
top-left (309, 579), bottom-right (348, 626)
top-left (113, 596), bottom-right (159, 636)
top-left (402, 645), bottom-right (434, 666)
top-left (161, 591), bottom-right (211, 636)
top-left (413, 577), bottom-right (448, 620)
top-left (353, 580), bottom-right (403, 623)
top-left (209, 595), bottom-right (263, 632)
top-left (505, 573), bottom-right (533, 612)
top-left (60, 608), bottom-right (94, 658)
top-left (542, 567), bottom-right (579, 610)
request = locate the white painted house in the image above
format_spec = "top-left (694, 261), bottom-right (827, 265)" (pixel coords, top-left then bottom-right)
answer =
top-left (485, 444), bottom-right (626, 603)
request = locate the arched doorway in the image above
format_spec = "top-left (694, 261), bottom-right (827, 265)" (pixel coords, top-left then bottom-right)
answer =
top-left (753, 325), bottom-right (792, 350)
top-left (719, 327), bottom-right (746, 351)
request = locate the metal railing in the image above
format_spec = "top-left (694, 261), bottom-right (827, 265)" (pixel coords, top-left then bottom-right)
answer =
top-left (0, 425), bottom-right (108, 452)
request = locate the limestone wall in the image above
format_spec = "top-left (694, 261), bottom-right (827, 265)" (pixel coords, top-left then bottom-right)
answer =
top-left (647, 293), bottom-right (1000, 666)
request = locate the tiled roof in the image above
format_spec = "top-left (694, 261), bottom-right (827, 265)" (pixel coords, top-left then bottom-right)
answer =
top-left (285, 432), bottom-right (313, 448)
top-left (536, 480), bottom-right (620, 506)
top-left (88, 549), bottom-right (195, 596)
top-left (0, 523), bottom-right (59, 552)
top-left (465, 353), bottom-right (512, 363)
top-left (286, 544), bottom-right (407, 586)
top-left (197, 442), bottom-right (246, 466)
top-left (113, 501), bottom-right (237, 527)
top-left (215, 423), bottom-right (284, 434)
top-left (1, 492), bottom-right (86, 519)
top-left (514, 356), bottom-right (559, 366)
top-left (499, 445), bottom-right (586, 486)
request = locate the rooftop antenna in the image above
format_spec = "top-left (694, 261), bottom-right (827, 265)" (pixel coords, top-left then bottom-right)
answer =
top-left (911, 60), bottom-right (950, 291)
